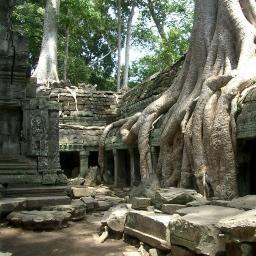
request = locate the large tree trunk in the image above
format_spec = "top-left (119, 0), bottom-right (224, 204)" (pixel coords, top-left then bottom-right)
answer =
top-left (123, 2), bottom-right (135, 89)
top-left (32, 0), bottom-right (60, 85)
top-left (100, 0), bottom-right (256, 200)
top-left (116, 0), bottom-right (122, 91)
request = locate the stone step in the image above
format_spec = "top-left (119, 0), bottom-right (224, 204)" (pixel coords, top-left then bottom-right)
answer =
top-left (0, 196), bottom-right (71, 217)
top-left (2, 186), bottom-right (69, 198)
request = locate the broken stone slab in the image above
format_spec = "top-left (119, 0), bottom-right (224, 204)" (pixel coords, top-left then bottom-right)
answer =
top-left (80, 196), bottom-right (98, 212)
top-left (170, 206), bottom-right (244, 255)
top-left (7, 210), bottom-right (71, 230)
top-left (42, 200), bottom-right (86, 221)
top-left (124, 210), bottom-right (178, 251)
top-left (71, 187), bottom-right (96, 199)
top-left (131, 197), bottom-right (151, 210)
top-left (217, 209), bottom-right (256, 243)
top-left (101, 204), bottom-right (130, 233)
top-left (0, 198), bottom-right (26, 217)
top-left (153, 187), bottom-right (203, 209)
top-left (161, 204), bottom-right (186, 215)
top-left (227, 195), bottom-right (256, 210)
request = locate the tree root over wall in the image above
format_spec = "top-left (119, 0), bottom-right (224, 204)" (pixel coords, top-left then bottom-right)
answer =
top-left (99, 0), bottom-right (256, 200)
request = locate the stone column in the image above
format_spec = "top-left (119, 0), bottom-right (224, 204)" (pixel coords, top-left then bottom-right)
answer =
top-left (80, 149), bottom-right (89, 178)
top-left (129, 147), bottom-right (135, 186)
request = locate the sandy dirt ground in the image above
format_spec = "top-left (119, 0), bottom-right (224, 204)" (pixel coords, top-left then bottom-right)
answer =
top-left (0, 213), bottom-right (138, 256)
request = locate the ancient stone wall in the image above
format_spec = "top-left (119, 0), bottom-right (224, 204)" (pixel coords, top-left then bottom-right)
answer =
top-left (46, 86), bottom-right (122, 151)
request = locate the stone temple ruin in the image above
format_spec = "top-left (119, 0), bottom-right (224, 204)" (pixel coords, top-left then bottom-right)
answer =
top-left (3, 2), bottom-right (256, 256)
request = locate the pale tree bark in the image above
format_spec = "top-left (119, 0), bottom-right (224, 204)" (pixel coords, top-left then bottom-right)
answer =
top-left (100, 0), bottom-right (256, 200)
top-left (123, 2), bottom-right (135, 89)
top-left (32, 0), bottom-right (60, 85)
top-left (63, 22), bottom-right (70, 81)
top-left (147, 0), bottom-right (167, 43)
top-left (116, 0), bottom-right (122, 91)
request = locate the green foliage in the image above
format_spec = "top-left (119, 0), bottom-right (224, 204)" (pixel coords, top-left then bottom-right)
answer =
top-left (130, 0), bottom-right (193, 83)
top-left (12, 2), bottom-right (44, 66)
top-left (12, 0), bottom-right (194, 89)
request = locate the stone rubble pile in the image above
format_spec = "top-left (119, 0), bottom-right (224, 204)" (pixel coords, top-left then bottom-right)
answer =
top-left (2, 186), bottom-right (256, 255)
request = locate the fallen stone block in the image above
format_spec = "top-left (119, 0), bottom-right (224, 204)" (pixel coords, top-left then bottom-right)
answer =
top-left (80, 196), bottom-right (98, 212)
top-left (227, 195), bottom-right (256, 210)
top-left (153, 187), bottom-right (203, 209)
top-left (131, 197), bottom-right (151, 210)
top-left (101, 204), bottom-right (130, 233)
top-left (161, 204), bottom-right (186, 215)
top-left (170, 206), bottom-right (243, 255)
top-left (7, 210), bottom-right (71, 230)
top-left (0, 198), bottom-right (26, 217)
top-left (71, 187), bottom-right (96, 198)
top-left (124, 210), bottom-right (177, 251)
top-left (217, 209), bottom-right (256, 243)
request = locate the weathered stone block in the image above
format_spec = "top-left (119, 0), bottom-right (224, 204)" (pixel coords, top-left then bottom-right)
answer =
top-left (71, 187), bottom-right (96, 198)
top-left (170, 206), bottom-right (243, 255)
top-left (80, 196), bottom-right (98, 212)
top-left (124, 210), bottom-right (176, 251)
top-left (218, 209), bottom-right (256, 243)
top-left (153, 188), bottom-right (203, 209)
top-left (227, 195), bottom-right (256, 210)
top-left (101, 204), bottom-right (130, 233)
top-left (131, 197), bottom-right (151, 210)
top-left (0, 198), bottom-right (27, 217)
top-left (161, 204), bottom-right (186, 215)
top-left (7, 210), bottom-right (71, 230)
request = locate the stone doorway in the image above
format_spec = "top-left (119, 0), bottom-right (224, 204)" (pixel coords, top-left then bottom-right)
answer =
top-left (60, 151), bottom-right (80, 178)
top-left (104, 150), bottom-right (114, 185)
top-left (115, 149), bottom-right (131, 187)
top-left (237, 139), bottom-right (256, 196)
top-left (0, 107), bottom-right (22, 155)
top-left (88, 151), bottom-right (99, 168)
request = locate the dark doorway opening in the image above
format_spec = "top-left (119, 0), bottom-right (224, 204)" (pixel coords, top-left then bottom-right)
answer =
top-left (133, 148), bottom-right (141, 186)
top-left (237, 139), bottom-right (256, 196)
top-left (116, 149), bottom-right (131, 187)
top-left (88, 151), bottom-right (99, 167)
top-left (60, 151), bottom-right (80, 178)
top-left (104, 150), bottom-right (114, 185)
top-left (0, 107), bottom-right (22, 155)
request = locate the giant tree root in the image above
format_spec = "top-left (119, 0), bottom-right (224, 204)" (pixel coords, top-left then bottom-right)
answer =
top-left (99, 0), bottom-right (256, 200)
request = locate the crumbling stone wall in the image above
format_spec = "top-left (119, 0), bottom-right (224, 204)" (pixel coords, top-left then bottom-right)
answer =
top-left (0, 2), bottom-right (66, 189)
